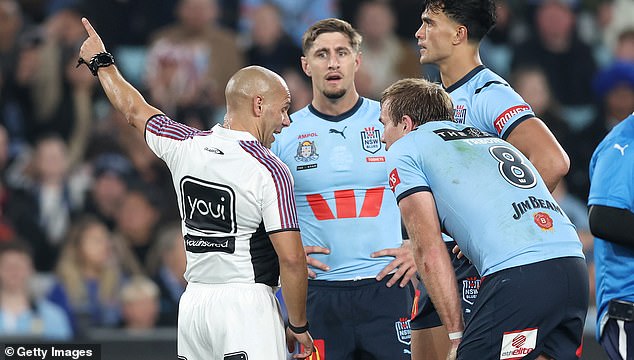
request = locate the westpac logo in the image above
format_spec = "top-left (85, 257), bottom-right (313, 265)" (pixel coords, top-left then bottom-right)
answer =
top-left (306, 187), bottom-right (385, 220)
top-left (180, 176), bottom-right (236, 234)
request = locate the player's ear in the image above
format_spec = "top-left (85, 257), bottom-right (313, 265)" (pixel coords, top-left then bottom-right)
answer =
top-left (301, 57), bottom-right (311, 77)
top-left (454, 25), bottom-right (467, 45)
top-left (253, 95), bottom-right (264, 116)
top-left (402, 115), bottom-right (415, 132)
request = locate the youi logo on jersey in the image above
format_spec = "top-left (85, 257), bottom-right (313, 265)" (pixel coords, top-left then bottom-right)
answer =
top-left (180, 176), bottom-right (237, 234)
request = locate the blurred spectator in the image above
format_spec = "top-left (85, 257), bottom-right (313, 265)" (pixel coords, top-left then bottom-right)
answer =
top-left (48, 216), bottom-right (140, 335)
top-left (245, 2), bottom-right (302, 74)
top-left (145, 223), bottom-right (186, 327)
top-left (23, 4), bottom-right (97, 146)
top-left (0, 0), bottom-right (33, 154)
top-left (145, 0), bottom-right (244, 118)
top-left (0, 240), bottom-right (71, 340)
top-left (83, 153), bottom-right (136, 231)
top-left (119, 276), bottom-right (160, 332)
top-left (281, 67), bottom-right (312, 114)
top-left (114, 187), bottom-right (162, 271)
top-left (510, 66), bottom-right (597, 200)
top-left (511, 0), bottom-right (598, 131)
top-left (354, 0), bottom-right (421, 100)
top-left (614, 27), bottom-right (634, 62)
top-left (239, 0), bottom-right (338, 47)
top-left (574, 61), bottom-right (634, 201)
top-left (598, 0), bottom-right (634, 55)
top-left (480, 0), bottom-right (527, 78)
top-left (7, 134), bottom-right (87, 271)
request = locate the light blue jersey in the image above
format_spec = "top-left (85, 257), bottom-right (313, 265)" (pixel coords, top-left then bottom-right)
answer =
top-left (448, 65), bottom-right (534, 139)
top-left (387, 121), bottom-right (584, 277)
top-left (588, 115), bottom-right (634, 339)
top-left (272, 98), bottom-right (402, 280)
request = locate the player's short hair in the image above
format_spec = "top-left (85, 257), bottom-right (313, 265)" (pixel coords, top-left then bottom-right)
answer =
top-left (422, 0), bottom-right (496, 42)
top-left (381, 78), bottom-right (454, 127)
top-left (302, 18), bottom-right (362, 55)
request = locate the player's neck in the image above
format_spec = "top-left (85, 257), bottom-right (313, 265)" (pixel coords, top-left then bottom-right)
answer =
top-left (438, 48), bottom-right (482, 89)
top-left (311, 91), bottom-right (360, 116)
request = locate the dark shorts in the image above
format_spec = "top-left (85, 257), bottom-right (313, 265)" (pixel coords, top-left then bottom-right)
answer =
top-left (600, 317), bottom-right (634, 360)
top-left (457, 257), bottom-right (588, 360)
top-left (410, 241), bottom-right (480, 330)
top-left (305, 274), bottom-right (414, 359)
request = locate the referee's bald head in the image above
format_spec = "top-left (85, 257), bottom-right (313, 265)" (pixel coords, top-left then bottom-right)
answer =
top-left (225, 66), bottom-right (287, 111)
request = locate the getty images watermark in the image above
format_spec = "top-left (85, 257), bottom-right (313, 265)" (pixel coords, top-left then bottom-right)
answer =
top-left (3, 344), bottom-right (100, 360)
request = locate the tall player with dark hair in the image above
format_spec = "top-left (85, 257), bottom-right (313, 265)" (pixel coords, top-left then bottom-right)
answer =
top-left (410, 1), bottom-right (571, 359)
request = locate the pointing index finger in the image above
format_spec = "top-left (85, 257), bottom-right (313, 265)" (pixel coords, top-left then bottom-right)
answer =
top-left (82, 17), bottom-right (98, 37)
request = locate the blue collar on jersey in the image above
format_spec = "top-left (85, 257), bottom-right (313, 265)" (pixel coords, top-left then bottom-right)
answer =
top-left (307, 97), bottom-right (364, 123)
top-left (444, 65), bottom-right (486, 93)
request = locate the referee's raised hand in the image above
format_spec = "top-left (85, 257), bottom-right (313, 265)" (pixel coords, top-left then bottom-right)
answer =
top-left (78, 18), bottom-right (107, 68)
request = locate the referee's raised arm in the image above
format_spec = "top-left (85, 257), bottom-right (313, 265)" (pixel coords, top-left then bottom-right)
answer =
top-left (78, 17), bottom-right (161, 139)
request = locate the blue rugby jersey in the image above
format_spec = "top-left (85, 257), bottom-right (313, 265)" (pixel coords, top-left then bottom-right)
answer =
top-left (447, 65), bottom-right (534, 139)
top-left (387, 121), bottom-right (584, 277)
top-left (588, 114), bottom-right (634, 339)
top-left (272, 97), bottom-right (403, 280)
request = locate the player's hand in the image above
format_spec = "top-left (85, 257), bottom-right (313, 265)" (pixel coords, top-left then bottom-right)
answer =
top-left (285, 328), bottom-right (314, 359)
top-left (371, 240), bottom-right (417, 287)
top-left (304, 245), bottom-right (330, 279)
top-left (78, 18), bottom-right (107, 67)
top-left (451, 245), bottom-right (471, 263)
top-left (446, 339), bottom-right (460, 360)
top-left (451, 244), bottom-right (464, 259)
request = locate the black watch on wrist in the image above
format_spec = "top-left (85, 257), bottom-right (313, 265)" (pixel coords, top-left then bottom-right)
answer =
top-left (79, 52), bottom-right (115, 76)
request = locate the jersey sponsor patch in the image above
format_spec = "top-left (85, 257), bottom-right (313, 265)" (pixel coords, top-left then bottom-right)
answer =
top-left (395, 317), bottom-right (412, 345)
top-left (500, 328), bottom-right (537, 359)
top-left (223, 351), bottom-right (248, 360)
top-left (454, 105), bottom-right (467, 124)
top-left (462, 276), bottom-right (481, 305)
top-left (185, 234), bottom-right (235, 254)
top-left (361, 127), bottom-right (382, 154)
top-left (533, 212), bottom-right (553, 230)
top-left (180, 176), bottom-right (236, 235)
top-left (389, 168), bottom-right (401, 192)
top-left (366, 156), bottom-right (385, 162)
top-left (494, 105), bottom-right (531, 135)
top-left (433, 127), bottom-right (494, 141)
top-left (295, 140), bottom-right (319, 162)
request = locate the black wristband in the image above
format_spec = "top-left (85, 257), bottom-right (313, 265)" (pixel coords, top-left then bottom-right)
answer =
top-left (76, 52), bottom-right (115, 76)
top-left (287, 321), bottom-right (309, 334)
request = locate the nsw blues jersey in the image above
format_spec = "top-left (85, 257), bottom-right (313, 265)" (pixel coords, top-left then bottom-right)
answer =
top-left (588, 114), bottom-right (634, 339)
top-left (448, 65), bottom-right (534, 139)
top-left (272, 98), bottom-right (402, 280)
top-left (387, 121), bottom-right (584, 277)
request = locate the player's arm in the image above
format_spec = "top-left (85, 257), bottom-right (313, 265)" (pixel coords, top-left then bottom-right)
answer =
top-left (505, 117), bottom-right (569, 192)
top-left (78, 18), bottom-right (160, 138)
top-left (399, 192), bottom-right (464, 343)
top-left (589, 205), bottom-right (634, 248)
top-left (269, 231), bottom-right (314, 358)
